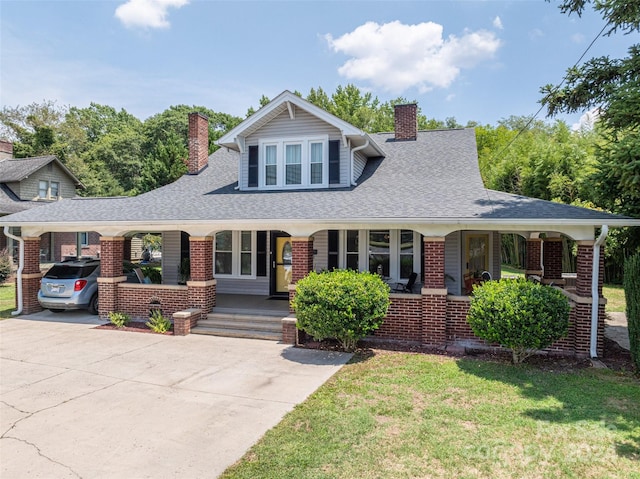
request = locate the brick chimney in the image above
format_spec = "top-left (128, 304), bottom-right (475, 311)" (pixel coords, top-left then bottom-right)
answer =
top-left (394, 104), bottom-right (417, 141)
top-left (0, 140), bottom-right (13, 160)
top-left (188, 112), bottom-right (209, 174)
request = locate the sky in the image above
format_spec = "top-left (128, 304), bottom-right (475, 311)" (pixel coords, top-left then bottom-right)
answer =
top-left (0, 0), bottom-right (635, 129)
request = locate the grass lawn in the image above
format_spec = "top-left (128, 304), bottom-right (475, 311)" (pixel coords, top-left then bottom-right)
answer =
top-left (501, 264), bottom-right (525, 278)
top-left (603, 284), bottom-right (626, 313)
top-left (221, 352), bottom-right (639, 479)
top-left (0, 282), bottom-right (15, 319)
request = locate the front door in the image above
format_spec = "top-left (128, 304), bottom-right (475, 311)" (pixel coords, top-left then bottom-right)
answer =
top-left (271, 232), bottom-right (292, 297)
top-left (465, 233), bottom-right (489, 277)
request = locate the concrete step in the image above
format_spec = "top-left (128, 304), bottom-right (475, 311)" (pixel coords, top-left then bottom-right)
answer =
top-left (197, 318), bottom-right (282, 333)
top-left (211, 307), bottom-right (288, 317)
top-left (191, 326), bottom-right (282, 341)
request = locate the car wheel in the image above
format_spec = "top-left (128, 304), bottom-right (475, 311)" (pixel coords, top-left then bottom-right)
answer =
top-left (88, 294), bottom-right (99, 315)
top-left (50, 309), bottom-right (65, 313)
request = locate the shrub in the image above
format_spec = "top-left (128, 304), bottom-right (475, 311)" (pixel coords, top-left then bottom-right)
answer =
top-left (108, 311), bottom-right (131, 328)
top-left (146, 309), bottom-right (172, 333)
top-left (140, 266), bottom-right (162, 284)
top-left (0, 249), bottom-right (12, 285)
top-left (291, 269), bottom-right (390, 352)
top-left (467, 279), bottom-right (570, 364)
top-left (623, 253), bottom-right (640, 373)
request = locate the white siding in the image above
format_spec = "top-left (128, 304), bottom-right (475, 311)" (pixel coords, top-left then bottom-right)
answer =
top-left (445, 231), bottom-right (461, 295)
top-left (161, 231), bottom-right (181, 285)
top-left (313, 230), bottom-right (328, 271)
top-left (241, 109), bottom-right (349, 189)
top-left (353, 151), bottom-right (367, 183)
top-left (216, 277), bottom-right (270, 295)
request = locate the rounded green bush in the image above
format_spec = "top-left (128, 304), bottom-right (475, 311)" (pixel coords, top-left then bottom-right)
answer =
top-left (467, 279), bottom-right (570, 363)
top-left (292, 270), bottom-right (390, 352)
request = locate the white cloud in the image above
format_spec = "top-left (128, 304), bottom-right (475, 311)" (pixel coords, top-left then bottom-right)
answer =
top-left (325, 21), bottom-right (501, 93)
top-left (493, 16), bottom-right (503, 30)
top-left (529, 28), bottom-right (544, 40)
top-left (572, 108), bottom-right (600, 131)
top-left (571, 33), bottom-right (585, 44)
top-left (115, 0), bottom-right (189, 30)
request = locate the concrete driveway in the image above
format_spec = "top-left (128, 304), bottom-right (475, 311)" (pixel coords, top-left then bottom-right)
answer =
top-left (0, 312), bottom-right (351, 478)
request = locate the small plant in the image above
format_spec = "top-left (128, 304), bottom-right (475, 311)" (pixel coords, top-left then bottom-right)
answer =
top-left (292, 269), bottom-right (390, 352)
top-left (146, 309), bottom-right (172, 333)
top-left (467, 279), bottom-right (570, 364)
top-left (0, 249), bottom-right (12, 285)
top-left (623, 252), bottom-right (640, 373)
top-left (108, 311), bottom-right (131, 328)
top-left (140, 266), bottom-right (162, 284)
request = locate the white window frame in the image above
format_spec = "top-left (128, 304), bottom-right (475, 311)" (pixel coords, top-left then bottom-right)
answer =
top-left (213, 230), bottom-right (257, 278)
top-left (258, 135), bottom-right (329, 189)
top-left (338, 229), bottom-right (421, 284)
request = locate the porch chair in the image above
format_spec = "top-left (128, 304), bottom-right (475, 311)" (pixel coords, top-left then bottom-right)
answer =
top-left (394, 272), bottom-right (418, 293)
top-left (481, 271), bottom-right (492, 281)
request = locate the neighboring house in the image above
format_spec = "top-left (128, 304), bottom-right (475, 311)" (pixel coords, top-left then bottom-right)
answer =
top-left (2, 91), bottom-right (639, 357)
top-left (0, 140), bottom-right (100, 262)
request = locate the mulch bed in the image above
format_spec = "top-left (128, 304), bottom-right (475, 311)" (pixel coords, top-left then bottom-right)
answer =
top-left (298, 336), bottom-right (637, 375)
top-left (94, 321), bottom-right (174, 335)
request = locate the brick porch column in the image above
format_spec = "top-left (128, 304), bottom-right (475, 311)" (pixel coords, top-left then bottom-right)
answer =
top-left (187, 236), bottom-right (215, 316)
top-left (525, 238), bottom-right (543, 278)
top-left (542, 237), bottom-right (564, 284)
top-left (286, 237), bottom-right (314, 342)
top-left (421, 237), bottom-right (447, 347)
top-left (97, 236), bottom-right (126, 320)
top-left (572, 241), bottom-right (605, 357)
top-left (20, 237), bottom-right (43, 314)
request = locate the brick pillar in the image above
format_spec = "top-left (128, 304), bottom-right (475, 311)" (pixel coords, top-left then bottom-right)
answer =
top-left (20, 237), bottom-right (43, 314)
top-left (573, 241), bottom-right (605, 357)
top-left (525, 238), bottom-right (543, 277)
top-left (187, 236), bottom-right (215, 315)
top-left (97, 236), bottom-right (126, 319)
top-left (542, 238), bottom-right (563, 284)
top-left (422, 237), bottom-right (447, 347)
top-left (289, 237), bottom-right (314, 314)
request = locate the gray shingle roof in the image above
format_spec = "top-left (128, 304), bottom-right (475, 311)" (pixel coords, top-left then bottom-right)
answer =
top-left (0, 184), bottom-right (45, 215)
top-left (0, 129), bottom-right (636, 227)
top-left (0, 155), bottom-right (82, 186)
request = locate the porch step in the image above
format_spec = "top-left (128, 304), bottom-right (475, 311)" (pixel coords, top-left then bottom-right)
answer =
top-left (191, 312), bottom-right (286, 341)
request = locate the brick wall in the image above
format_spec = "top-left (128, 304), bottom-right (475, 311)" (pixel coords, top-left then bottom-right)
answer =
top-left (100, 237), bottom-right (124, 277)
top-left (187, 282), bottom-right (216, 313)
top-left (189, 237), bottom-right (213, 281)
top-left (423, 293), bottom-right (446, 346)
top-left (188, 112), bottom-right (209, 174)
top-left (292, 238), bottom-right (314, 284)
top-left (526, 239), bottom-right (542, 272)
top-left (445, 298), bottom-right (475, 342)
top-left (20, 237), bottom-right (43, 314)
top-left (543, 238), bottom-right (563, 280)
top-left (116, 284), bottom-right (189, 320)
top-left (423, 239), bottom-right (445, 288)
top-left (575, 242), bottom-right (603, 297)
top-left (374, 294), bottom-right (422, 342)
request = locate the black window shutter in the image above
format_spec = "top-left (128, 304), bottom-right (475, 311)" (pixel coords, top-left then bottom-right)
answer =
top-left (248, 145), bottom-right (259, 187)
top-left (256, 231), bottom-right (267, 277)
top-left (329, 140), bottom-right (340, 184)
top-left (328, 230), bottom-right (339, 270)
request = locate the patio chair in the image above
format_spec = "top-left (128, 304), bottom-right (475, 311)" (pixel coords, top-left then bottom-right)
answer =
top-left (394, 272), bottom-right (418, 293)
top-left (481, 271), bottom-right (492, 281)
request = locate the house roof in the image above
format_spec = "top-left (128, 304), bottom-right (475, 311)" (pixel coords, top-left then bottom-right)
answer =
top-left (0, 155), bottom-right (84, 187)
top-left (217, 90), bottom-right (385, 157)
top-left (0, 184), bottom-right (45, 215)
top-left (1, 128), bottom-right (637, 234)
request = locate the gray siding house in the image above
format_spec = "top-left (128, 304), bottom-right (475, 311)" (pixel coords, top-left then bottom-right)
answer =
top-left (2, 91), bottom-right (638, 357)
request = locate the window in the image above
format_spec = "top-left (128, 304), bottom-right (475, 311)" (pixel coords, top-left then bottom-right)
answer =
top-left (310, 142), bottom-right (323, 185)
top-left (79, 232), bottom-right (89, 246)
top-left (285, 143), bottom-right (302, 185)
top-left (39, 181), bottom-right (48, 199)
top-left (346, 230), bottom-right (359, 270)
top-left (265, 144), bottom-right (277, 186)
top-left (257, 136), bottom-right (328, 188)
top-left (399, 230), bottom-right (414, 279)
top-left (214, 231), bottom-right (256, 277)
top-left (50, 181), bottom-right (60, 198)
top-left (369, 230), bottom-right (391, 276)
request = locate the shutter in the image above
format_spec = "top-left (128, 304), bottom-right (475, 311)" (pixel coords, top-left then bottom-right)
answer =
top-left (256, 231), bottom-right (267, 277)
top-left (248, 145), bottom-right (259, 187)
top-left (329, 140), bottom-right (340, 184)
top-left (328, 230), bottom-right (339, 270)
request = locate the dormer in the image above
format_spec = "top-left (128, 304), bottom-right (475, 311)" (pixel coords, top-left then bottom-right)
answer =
top-left (217, 91), bottom-right (385, 190)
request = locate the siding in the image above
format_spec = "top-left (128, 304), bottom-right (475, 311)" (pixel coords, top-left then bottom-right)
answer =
top-left (18, 162), bottom-right (77, 200)
top-left (492, 231), bottom-right (501, 280)
top-left (242, 109), bottom-right (349, 189)
top-left (216, 277), bottom-right (269, 295)
top-left (353, 150), bottom-right (367, 183)
top-left (313, 230), bottom-right (328, 271)
top-left (445, 231), bottom-right (461, 295)
top-left (162, 231), bottom-right (181, 285)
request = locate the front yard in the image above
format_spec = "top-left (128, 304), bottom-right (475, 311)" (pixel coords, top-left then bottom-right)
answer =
top-left (221, 351), bottom-right (639, 479)
top-left (0, 283), bottom-right (14, 319)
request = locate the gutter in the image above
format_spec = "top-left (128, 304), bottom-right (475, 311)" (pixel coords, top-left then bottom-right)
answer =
top-left (591, 225), bottom-right (608, 358)
top-left (350, 137), bottom-right (369, 186)
top-left (3, 226), bottom-right (23, 315)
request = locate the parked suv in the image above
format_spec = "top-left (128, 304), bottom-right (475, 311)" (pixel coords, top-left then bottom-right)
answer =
top-left (38, 259), bottom-right (101, 314)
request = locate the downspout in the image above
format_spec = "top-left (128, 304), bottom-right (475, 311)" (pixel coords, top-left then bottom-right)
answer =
top-left (3, 226), bottom-right (23, 315)
top-left (350, 138), bottom-right (369, 186)
top-left (590, 225), bottom-right (609, 358)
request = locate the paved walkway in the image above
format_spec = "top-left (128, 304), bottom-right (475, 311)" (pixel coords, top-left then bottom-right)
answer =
top-left (0, 313), bottom-right (351, 478)
top-left (605, 312), bottom-right (630, 351)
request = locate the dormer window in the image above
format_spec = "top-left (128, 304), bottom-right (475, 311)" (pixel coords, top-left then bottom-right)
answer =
top-left (256, 135), bottom-right (328, 189)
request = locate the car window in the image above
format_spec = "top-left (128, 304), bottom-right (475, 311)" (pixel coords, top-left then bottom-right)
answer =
top-left (45, 264), bottom-right (99, 279)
